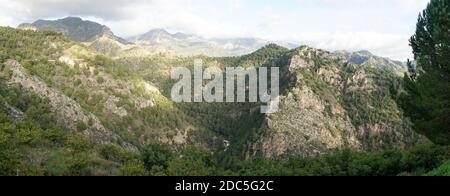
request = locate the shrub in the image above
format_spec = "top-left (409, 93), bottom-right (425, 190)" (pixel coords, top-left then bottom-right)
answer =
top-left (67, 134), bottom-right (93, 152)
top-left (119, 160), bottom-right (147, 176)
top-left (96, 76), bottom-right (105, 84)
top-left (426, 161), bottom-right (450, 176)
top-left (43, 128), bottom-right (67, 143)
top-left (67, 153), bottom-right (90, 175)
top-left (73, 79), bottom-right (82, 87)
top-left (141, 144), bottom-right (174, 170)
top-left (44, 150), bottom-right (69, 176)
top-left (99, 144), bottom-right (136, 163)
top-left (167, 146), bottom-right (219, 176)
top-left (76, 121), bottom-right (88, 131)
top-left (15, 121), bottom-right (43, 145)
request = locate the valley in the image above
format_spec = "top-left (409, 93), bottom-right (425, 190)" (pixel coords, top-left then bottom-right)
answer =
top-left (0, 12), bottom-right (448, 176)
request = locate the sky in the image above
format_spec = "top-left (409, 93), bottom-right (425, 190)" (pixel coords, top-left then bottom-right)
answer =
top-left (0, 0), bottom-right (431, 60)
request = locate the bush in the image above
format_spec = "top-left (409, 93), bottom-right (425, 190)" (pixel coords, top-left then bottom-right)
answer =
top-left (99, 144), bottom-right (136, 163)
top-left (96, 76), bottom-right (105, 84)
top-left (76, 121), bottom-right (88, 131)
top-left (67, 153), bottom-right (90, 175)
top-left (141, 144), bottom-right (174, 170)
top-left (427, 161), bottom-right (450, 176)
top-left (43, 128), bottom-right (67, 143)
top-left (167, 146), bottom-right (219, 176)
top-left (67, 134), bottom-right (93, 152)
top-left (73, 79), bottom-right (82, 87)
top-left (0, 134), bottom-right (20, 176)
top-left (44, 150), bottom-right (69, 176)
top-left (15, 121), bottom-right (43, 145)
top-left (119, 160), bottom-right (147, 176)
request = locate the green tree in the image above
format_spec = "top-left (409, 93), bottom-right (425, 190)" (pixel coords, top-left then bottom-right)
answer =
top-left (0, 130), bottom-right (21, 176)
top-left (401, 0), bottom-right (450, 144)
top-left (119, 160), bottom-right (147, 176)
top-left (141, 144), bottom-right (173, 170)
top-left (167, 146), bottom-right (219, 176)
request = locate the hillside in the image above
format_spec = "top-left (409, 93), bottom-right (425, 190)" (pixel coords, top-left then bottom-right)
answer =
top-left (18, 17), bottom-right (128, 44)
top-left (113, 43), bottom-right (425, 160)
top-left (335, 50), bottom-right (407, 74)
top-left (0, 26), bottom-right (447, 176)
top-left (250, 46), bottom-right (421, 158)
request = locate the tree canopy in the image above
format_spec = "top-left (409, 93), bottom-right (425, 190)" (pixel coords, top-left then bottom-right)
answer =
top-left (401, 0), bottom-right (450, 144)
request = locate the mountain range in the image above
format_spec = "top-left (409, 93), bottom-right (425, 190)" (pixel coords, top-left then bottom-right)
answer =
top-left (12, 17), bottom-right (416, 152)
top-left (18, 17), bottom-right (129, 44)
top-left (18, 17), bottom-right (405, 70)
top-left (0, 16), bottom-right (442, 176)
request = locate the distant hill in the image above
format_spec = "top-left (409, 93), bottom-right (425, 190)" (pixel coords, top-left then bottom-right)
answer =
top-left (129, 28), bottom-right (297, 57)
top-left (18, 17), bottom-right (129, 44)
top-left (335, 50), bottom-right (407, 74)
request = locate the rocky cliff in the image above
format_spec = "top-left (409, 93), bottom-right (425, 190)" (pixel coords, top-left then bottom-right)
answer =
top-left (4, 60), bottom-right (136, 150)
top-left (249, 46), bottom-right (423, 158)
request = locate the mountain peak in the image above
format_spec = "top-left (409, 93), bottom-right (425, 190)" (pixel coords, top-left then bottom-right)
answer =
top-left (145, 28), bottom-right (170, 35)
top-left (355, 50), bottom-right (374, 56)
top-left (60, 16), bottom-right (83, 21)
top-left (18, 17), bottom-right (128, 44)
top-left (142, 29), bottom-right (192, 39)
top-left (333, 50), bottom-right (406, 73)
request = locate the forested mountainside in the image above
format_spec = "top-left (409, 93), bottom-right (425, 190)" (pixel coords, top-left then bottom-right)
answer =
top-left (0, 16), bottom-right (448, 175)
top-left (249, 46), bottom-right (422, 158)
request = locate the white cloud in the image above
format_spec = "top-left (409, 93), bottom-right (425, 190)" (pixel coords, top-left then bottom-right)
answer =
top-left (0, 0), bottom-right (432, 60)
top-left (290, 32), bottom-right (412, 60)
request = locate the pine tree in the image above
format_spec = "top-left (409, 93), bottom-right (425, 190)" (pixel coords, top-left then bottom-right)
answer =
top-left (402, 0), bottom-right (450, 144)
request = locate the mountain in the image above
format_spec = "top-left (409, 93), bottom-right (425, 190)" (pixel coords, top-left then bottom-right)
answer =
top-left (249, 46), bottom-right (422, 157)
top-left (129, 29), bottom-right (296, 57)
top-left (0, 27), bottom-right (445, 176)
top-left (115, 43), bottom-right (425, 158)
top-left (16, 17), bottom-right (404, 74)
top-left (335, 50), bottom-right (407, 74)
top-left (129, 29), bottom-right (200, 45)
top-left (18, 17), bottom-right (128, 44)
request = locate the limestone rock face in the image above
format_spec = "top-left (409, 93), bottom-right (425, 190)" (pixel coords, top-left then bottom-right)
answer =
top-left (5, 60), bottom-right (136, 150)
top-left (252, 86), bottom-right (361, 157)
top-left (250, 47), bottom-right (422, 158)
top-left (17, 23), bottom-right (37, 31)
top-left (105, 96), bottom-right (128, 117)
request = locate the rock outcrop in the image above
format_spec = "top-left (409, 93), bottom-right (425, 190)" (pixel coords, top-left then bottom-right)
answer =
top-left (250, 47), bottom-right (423, 158)
top-left (5, 60), bottom-right (136, 150)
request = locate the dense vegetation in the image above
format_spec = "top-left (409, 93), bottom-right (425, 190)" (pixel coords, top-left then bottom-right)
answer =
top-left (427, 160), bottom-right (450, 176)
top-left (111, 143), bottom-right (450, 176)
top-left (400, 0), bottom-right (450, 145)
top-left (1, 82), bottom-right (445, 176)
top-left (0, 83), bottom-right (129, 176)
top-left (0, 0), bottom-right (449, 176)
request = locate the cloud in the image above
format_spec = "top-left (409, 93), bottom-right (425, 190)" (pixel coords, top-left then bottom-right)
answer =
top-left (0, 0), bottom-right (431, 60)
top-left (6, 0), bottom-right (137, 20)
top-left (291, 32), bottom-right (412, 60)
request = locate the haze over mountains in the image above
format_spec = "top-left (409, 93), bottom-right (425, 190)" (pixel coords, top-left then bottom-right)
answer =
top-left (129, 28), bottom-right (278, 56)
top-left (17, 16), bottom-right (406, 71)
top-left (1, 6), bottom-right (448, 175)
top-left (18, 17), bottom-right (129, 44)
